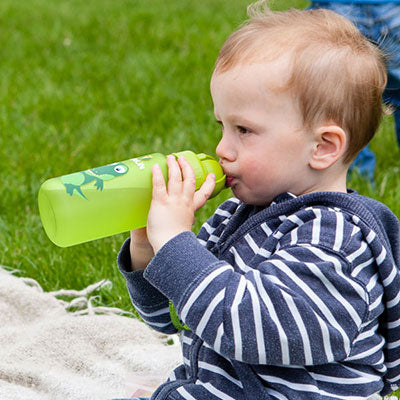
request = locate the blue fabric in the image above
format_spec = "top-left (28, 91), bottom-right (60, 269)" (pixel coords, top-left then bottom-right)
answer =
top-left (316, 0), bottom-right (400, 3)
top-left (310, 2), bottom-right (400, 181)
top-left (395, 107), bottom-right (400, 145)
top-left (349, 144), bottom-right (376, 181)
top-left (385, 75), bottom-right (400, 146)
top-left (119, 191), bottom-right (400, 399)
top-left (111, 398), bottom-right (149, 400)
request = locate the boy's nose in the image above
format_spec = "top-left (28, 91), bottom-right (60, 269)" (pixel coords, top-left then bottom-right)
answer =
top-left (216, 136), bottom-right (236, 162)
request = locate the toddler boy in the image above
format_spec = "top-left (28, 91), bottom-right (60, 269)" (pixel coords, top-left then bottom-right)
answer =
top-left (117, 2), bottom-right (400, 399)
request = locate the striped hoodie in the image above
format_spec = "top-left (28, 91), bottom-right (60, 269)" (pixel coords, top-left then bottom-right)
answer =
top-left (118, 191), bottom-right (400, 399)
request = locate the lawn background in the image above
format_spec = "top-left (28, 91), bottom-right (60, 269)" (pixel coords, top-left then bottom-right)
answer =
top-left (0, 0), bottom-right (399, 396)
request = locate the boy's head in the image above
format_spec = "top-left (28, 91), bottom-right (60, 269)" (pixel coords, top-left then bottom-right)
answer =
top-left (211, 2), bottom-right (387, 205)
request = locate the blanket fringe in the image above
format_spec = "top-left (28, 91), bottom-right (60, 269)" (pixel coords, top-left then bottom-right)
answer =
top-left (49, 279), bottom-right (112, 297)
top-left (1, 267), bottom-right (134, 317)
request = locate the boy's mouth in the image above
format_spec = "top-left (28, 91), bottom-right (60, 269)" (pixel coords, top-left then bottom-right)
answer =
top-left (225, 176), bottom-right (235, 187)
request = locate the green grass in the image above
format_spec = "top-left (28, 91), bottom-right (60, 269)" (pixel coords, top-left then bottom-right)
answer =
top-left (0, 1), bottom-right (399, 396)
top-left (0, 0), bottom-right (312, 309)
top-left (0, 0), bottom-right (253, 309)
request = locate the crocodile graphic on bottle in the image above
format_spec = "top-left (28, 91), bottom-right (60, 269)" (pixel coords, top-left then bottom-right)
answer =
top-left (61, 162), bottom-right (130, 199)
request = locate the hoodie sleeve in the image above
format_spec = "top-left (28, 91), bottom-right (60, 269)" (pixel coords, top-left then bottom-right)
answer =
top-left (117, 238), bottom-right (177, 334)
top-left (143, 207), bottom-right (374, 366)
top-left (116, 198), bottom-right (242, 334)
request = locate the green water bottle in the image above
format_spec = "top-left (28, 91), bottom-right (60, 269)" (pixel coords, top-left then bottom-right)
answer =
top-left (38, 150), bottom-right (226, 247)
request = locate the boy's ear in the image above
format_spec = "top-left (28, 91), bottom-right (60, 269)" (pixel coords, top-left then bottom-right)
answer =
top-left (309, 125), bottom-right (347, 170)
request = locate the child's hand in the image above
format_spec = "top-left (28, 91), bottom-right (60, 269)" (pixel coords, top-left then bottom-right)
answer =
top-left (129, 227), bottom-right (154, 270)
top-left (147, 155), bottom-right (216, 253)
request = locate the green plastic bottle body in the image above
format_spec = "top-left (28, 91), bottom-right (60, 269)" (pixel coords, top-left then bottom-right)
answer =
top-left (38, 151), bottom-right (226, 247)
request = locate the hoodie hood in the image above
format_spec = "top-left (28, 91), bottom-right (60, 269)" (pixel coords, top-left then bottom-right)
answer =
top-left (350, 193), bottom-right (400, 396)
top-left (292, 191), bottom-right (400, 396)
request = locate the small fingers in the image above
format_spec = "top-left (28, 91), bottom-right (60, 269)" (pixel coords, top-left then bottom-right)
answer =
top-left (152, 164), bottom-right (167, 200)
top-left (194, 173), bottom-right (216, 211)
top-left (178, 156), bottom-right (197, 196)
top-left (167, 155), bottom-right (183, 194)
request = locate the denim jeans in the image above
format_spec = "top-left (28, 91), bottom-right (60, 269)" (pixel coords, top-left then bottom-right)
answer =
top-left (310, 2), bottom-right (400, 181)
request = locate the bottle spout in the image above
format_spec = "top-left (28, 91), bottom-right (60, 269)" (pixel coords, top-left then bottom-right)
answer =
top-left (171, 150), bottom-right (226, 198)
top-left (196, 153), bottom-right (226, 198)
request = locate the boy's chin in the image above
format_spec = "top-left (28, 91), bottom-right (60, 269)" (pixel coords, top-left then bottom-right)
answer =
top-left (231, 188), bottom-right (271, 207)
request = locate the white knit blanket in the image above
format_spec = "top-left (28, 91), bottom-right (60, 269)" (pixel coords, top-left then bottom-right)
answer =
top-left (0, 266), bottom-right (181, 400)
top-left (1, 266), bottom-right (397, 400)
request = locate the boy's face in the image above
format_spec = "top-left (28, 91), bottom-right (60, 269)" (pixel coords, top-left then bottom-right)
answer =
top-left (211, 62), bottom-right (316, 206)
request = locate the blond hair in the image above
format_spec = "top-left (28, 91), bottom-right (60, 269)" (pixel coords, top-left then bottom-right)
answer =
top-left (214, 1), bottom-right (387, 163)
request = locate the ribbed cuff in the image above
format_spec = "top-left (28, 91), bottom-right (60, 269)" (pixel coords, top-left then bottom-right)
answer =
top-left (144, 231), bottom-right (221, 308)
top-left (117, 238), bottom-right (168, 308)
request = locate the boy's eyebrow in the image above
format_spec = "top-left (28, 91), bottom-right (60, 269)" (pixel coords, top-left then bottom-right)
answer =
top-left (215, 113), bottom-right (246, 123)
top-left (221, 114), bottom-right (263, 130)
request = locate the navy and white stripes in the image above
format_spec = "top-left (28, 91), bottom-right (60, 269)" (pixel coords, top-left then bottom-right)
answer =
top-left (119, 191), bottom-right (400, 399)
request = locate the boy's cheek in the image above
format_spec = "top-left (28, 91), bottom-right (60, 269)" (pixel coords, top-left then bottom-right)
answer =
top-left (241, 159), bottom-right (266, 181)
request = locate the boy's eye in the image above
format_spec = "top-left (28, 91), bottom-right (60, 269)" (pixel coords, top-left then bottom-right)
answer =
top-left (237, 126), bottom-right (250, 134)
